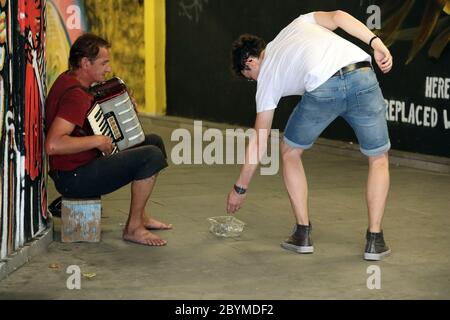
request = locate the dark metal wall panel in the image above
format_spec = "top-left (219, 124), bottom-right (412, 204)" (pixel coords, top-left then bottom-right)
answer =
top-left (166, 0), bottom-right (450, 157)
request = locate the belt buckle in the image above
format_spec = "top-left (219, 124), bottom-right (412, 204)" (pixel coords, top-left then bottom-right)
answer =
top-left (346, 63), bottom-right (357, 74)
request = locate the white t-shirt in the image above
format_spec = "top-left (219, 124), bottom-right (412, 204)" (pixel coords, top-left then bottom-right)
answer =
top-left (256, 12), bottom-right (371, 113)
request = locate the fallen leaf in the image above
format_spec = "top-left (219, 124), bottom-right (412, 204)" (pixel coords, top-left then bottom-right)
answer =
top-left (83, 272), bottom-right (97, 279)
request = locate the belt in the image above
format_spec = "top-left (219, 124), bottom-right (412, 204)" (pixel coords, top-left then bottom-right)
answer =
top-left (333, 61), bottom-right (372, 77)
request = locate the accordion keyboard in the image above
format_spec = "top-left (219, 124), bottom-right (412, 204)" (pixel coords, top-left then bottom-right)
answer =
top-left (87, 77), bottom-right (146, 155)
top-left (88, 104), bottom-right (120, 154)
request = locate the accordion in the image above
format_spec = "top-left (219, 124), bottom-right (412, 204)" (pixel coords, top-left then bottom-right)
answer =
top-left (87, 77), bottom-right (145, 155)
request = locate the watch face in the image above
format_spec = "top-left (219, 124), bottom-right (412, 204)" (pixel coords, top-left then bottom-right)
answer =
top-left (234, 185), bottom-right (247, 194)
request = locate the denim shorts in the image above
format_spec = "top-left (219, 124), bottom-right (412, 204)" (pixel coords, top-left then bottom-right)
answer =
top-left (284, 67), bottom-right (391, 157)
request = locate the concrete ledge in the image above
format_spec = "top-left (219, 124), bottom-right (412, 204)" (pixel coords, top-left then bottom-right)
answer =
top-left (140, 114), bottom-right (450, 174)
top-left (311, 138), bottom-right (450, 174)
top-left (0, 220), bottom-right (53, 281)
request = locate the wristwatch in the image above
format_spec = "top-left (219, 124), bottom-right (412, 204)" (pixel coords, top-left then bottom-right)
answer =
top-left (234, 184), bottom-right (247, 195)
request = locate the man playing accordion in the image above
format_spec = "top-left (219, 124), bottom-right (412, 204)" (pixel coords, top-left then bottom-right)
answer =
top-left (45, 33), bottom-right (171, 247)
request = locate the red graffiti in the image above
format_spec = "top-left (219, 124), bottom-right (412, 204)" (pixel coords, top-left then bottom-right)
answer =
top-left (24, 64), bottom-right (42, 180)
top-left (20, 0), bottom-right (45, 181)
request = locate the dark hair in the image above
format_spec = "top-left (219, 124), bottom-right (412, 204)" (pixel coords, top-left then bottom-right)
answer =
top-left (69, 33), bottom-right (111, 70)
top-left (231, 34), bottom-right (266, 79)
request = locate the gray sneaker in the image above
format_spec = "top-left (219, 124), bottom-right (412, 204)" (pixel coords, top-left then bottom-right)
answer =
top-left (281, 223), bottom-right (314, 254)
top-left (364, 230), bottom-right (391, 261)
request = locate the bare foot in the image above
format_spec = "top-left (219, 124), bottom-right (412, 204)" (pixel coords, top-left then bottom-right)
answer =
top-left (123, 227), bottom-right (167, 246)
top-left (144, 217), bottom-right (173, 230)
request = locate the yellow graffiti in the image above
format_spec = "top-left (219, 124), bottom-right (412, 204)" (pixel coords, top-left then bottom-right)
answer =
top-left (46, 1), bottom-right (71, 91)
top-left (379, 0), bottom-right (450, 64)
top-left (444, 1), bottom-right (450, 14)
top-left (84, 0), bottom-right (146, 109)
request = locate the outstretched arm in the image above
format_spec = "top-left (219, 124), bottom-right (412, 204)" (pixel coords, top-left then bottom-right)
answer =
top-left (227, 110), bottom-right (275, 214)
top-left (314, 10), bottom-right (393, 74)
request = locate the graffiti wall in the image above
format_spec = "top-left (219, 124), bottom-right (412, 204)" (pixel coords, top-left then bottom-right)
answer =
top-left (0, 0), bottom-right (48, 259)
top-left (0, 0), bottom-right (147, 259)
top-left (46, 0), bottom-right (86, 89)
top-left (47, 0), bottom-right (146, 111)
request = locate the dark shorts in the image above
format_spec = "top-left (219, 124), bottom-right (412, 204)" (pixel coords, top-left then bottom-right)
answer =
top-left (50, 134), bottom-right (168, 198)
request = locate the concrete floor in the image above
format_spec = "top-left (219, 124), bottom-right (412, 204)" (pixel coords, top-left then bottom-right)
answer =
top-left (0, 116), bottom-right (449, 300)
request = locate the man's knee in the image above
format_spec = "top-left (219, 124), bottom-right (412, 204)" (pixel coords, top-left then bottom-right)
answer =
top-left (281, 141), bottom-right (304, 163)
top-left (145, 134), bottom-right (167, 158)
top-left (132, 145), bottom-right (168, 181)
top-left (368, 152), bottom-right (389, 167)
top-left (143, 145), bottom-right (166, 164)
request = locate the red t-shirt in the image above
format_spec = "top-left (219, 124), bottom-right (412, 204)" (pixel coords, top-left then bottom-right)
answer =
top-left (45, 72), bottom-right (99, 171)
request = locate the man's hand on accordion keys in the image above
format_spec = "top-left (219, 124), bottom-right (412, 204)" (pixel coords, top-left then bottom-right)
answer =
top-left (95, 135), bottom-right (114, 156)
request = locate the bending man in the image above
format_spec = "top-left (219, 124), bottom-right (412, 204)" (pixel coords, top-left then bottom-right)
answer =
top-left (228, 11), bottom-right (392, 261)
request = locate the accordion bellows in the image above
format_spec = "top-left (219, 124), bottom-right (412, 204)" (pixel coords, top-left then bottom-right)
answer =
top-left (87, 77), bottom-right (145, 155)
